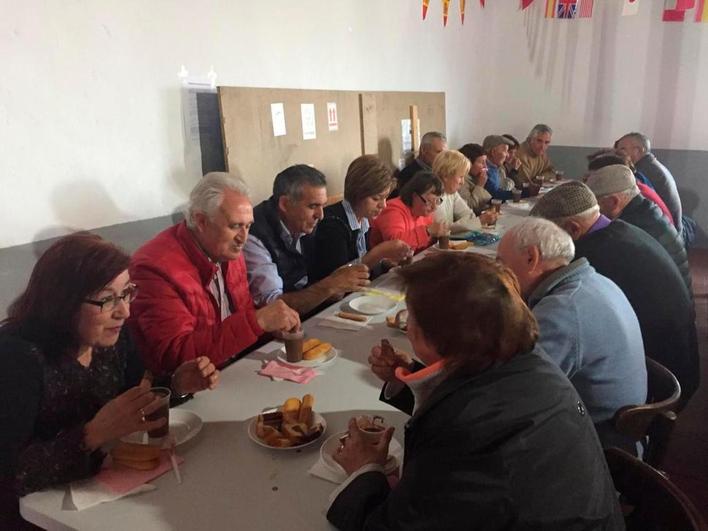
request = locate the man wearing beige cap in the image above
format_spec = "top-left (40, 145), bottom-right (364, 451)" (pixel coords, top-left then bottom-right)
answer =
top-left (530, 182), bottom-right (699, 404)
top-left (586, 164), bottom-right (691, 292)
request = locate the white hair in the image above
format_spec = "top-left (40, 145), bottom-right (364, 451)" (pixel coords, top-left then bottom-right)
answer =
top-left (508, 217), bottom-right (575, 264)
top-left (602, 186), bottom-right (640, 203)
top-left (619, 132), bottom-right (651, 153)
top-left (551, 205), bottom-right (600, 228)
top-left (420, 131), bottom-right (447, 147)
top-left (186, 172), bottom-right (250, 229)
top-left (527, 123), bottom-right (553, 140)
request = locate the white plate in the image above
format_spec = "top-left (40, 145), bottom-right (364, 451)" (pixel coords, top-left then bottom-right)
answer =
top-left (349, 295), bottom-right (397, 315)
top-left (248, 412), bottom-right (327, 451)
top-left (319, 431), bottom-right (402, 481)
top-left (276, 346), bottom-right (339, 368)
top-left (122, 409), bottom-right (203, 447)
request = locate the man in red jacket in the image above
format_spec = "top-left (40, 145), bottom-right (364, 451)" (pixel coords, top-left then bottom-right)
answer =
top-left (129, 173), bottom-right (300, 375)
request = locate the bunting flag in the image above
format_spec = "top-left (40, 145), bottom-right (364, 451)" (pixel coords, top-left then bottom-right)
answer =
top-left (696, 0), bottom-right (708, 21)
top-left (663, 0), bottom-right (696, 21)
top-left (422, 0), bottom-right (430, 20)
top-left (578, 0), bottom-right (594, 17)
top-left (622, 0), bottom-right (640, 16)
top-left (521, 0), bottom-right (536, 8)
top-left (545, 0), bottom-right (556, 18)
top-left (480, 0), bottom-right (485, 6)
top-left (461, 0), bottom-right (467, 23)
top-left (557, 0), bottom-right (578, 18)
top-left (443, 0), bottom-right (451, 25)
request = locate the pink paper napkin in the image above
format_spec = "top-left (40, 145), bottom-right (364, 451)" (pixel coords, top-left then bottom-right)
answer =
top-left (98, 452), bottom-right (183, 495)
top-left (259, 359), bottom-right (319, 383)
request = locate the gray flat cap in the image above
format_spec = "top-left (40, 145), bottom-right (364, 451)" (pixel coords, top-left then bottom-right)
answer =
top-left (482, 135), bottom-right (513, 152)
top-left (586, 164), bottom-right (637, 197)
top-left (529, 181), bottom-right (597, 219)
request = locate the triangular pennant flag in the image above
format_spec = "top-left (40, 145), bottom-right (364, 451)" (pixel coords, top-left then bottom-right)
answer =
top-left (578, 0), bottom-right (594, 17)
top-left (521, 0), bottom-right (536, 8)
top-left (480, 0), bottom-right (485, 6)
top-left (622, 0), bottom-right (640, 16)
top-left (422, 0), bottom-right (430, 20)
top-left (461, 0), bottom-right (467, 23)
top-left (696, 0), bottom-right (708, 21)
top-left (545, 0), bottom-right (557, 18)
top-left (443, 0), bottom-right (451, 25)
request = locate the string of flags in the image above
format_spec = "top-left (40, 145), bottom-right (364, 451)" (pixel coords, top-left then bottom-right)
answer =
top-left (421, 0), bottom-right (708, 23)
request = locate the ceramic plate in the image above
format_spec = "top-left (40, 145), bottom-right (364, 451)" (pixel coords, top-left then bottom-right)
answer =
top-left (122, 409), bottom-right (203, 447)
top-left (276, 346), bottom-right (339, 368)
top-left (349, 295), bottom-right (397, 315)
top-left (247, 412), bottom-right (327, 451)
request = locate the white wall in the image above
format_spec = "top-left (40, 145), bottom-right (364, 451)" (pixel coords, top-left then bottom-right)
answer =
top-left (472, 1), bottom-right (708, 149)
top-left (0, 0), bottom-right (484, 248)
top-left (2, 1), bottom-right (708, 249)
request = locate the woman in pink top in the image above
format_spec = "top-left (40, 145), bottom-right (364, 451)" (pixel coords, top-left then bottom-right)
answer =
top-left (369, 171), bottom-right (444, 254)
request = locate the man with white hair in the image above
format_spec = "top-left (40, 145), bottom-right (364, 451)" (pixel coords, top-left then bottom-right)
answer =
top-left (393, 131), bottom-right (448, 197)
top-left (515, 124), bottom-right (556, 185)
top-left (497, 218), bottom-right (646, 450)
top-left (615, 132), bottom-right (683, 234)
top-left (130, 172), bottom-right (301, 375)
top-left (586, 164), bottom-right (691, 292)
top-left (530, 182), bottom-right (699, 403)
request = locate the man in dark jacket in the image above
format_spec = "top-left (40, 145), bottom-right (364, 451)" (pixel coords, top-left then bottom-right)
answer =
top-left (586, 164), bottom-right (692, 293)
top-left (390, 131), bottom-right (447, 198)
top-left (243, 164), bottom-right (370, 316)
top-left (531, 182), bottom-right (699, 404)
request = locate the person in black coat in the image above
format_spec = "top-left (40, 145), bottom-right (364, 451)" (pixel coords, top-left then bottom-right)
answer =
top-left (311, 155), bottom-right (411, 282)
top-left (389, 131), bottom-right (447, 198)
top-left (327, 253), bottom-right (623, 531)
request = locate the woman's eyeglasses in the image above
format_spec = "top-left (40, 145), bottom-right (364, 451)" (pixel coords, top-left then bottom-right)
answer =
top-left (417, 193), bottom-right (443, 207)
top-left (84, 284), bottom-right (139, 312)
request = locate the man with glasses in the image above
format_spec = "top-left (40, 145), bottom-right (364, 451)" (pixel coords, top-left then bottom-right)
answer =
top-left (243, 164), bottom-right (371, 317)
top-left (129, 173), bottom-right (301, 375)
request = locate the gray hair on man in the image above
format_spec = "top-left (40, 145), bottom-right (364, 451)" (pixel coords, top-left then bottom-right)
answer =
top-left (527, 124), bottom-right (553, 140)
top-left (507, 218), bottom-right (575, 265)
top-left (420, 131), bottom-right (447, 147)
top-left (186, 172), bottom-right (250, 229)
top-left (618, 132), bottom-right (651, 153)
top-left (552, 204), bottom-right (600, 229)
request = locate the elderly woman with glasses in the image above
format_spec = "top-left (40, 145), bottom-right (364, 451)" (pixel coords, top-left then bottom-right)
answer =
top-left (327, 253), bottom-right (623, 530)
top-left (368, 171), bottom-right (444, 254)
top-left (0, 233), bottom-right (218, 527)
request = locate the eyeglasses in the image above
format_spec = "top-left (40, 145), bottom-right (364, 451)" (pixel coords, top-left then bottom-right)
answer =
top-left (417, 193), bottom-right (443, 208)
top-left (84, 284), bottom-right (138, 312)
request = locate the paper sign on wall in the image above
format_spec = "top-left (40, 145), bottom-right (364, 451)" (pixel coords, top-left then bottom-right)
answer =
top-left (271, 103), bottom-right (286, 137)
top-left (401, 119), bottom-right (421, 152)
top-left (301, 103), bottom-right (317, 140)
top-left (327, 102), bottom-right (339, 131)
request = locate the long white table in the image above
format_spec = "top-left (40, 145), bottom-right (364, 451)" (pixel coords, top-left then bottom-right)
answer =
top-left (19, 201), bottom-right (534, 531)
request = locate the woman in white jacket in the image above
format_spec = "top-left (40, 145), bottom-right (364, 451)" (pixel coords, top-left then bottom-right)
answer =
top-left (432, 150), bottom-right (495, 234)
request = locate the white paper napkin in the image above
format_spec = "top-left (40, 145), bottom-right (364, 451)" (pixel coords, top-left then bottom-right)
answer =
top-left (67, 480), bottom-right (156, 511)
top-left (308, 438), bottom-right (403, 485)
top-left (317, 314), bottom-right (372, 331)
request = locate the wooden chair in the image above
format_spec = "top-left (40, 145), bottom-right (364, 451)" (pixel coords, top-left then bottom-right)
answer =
top-left (605, 447), bottom-right (707, 531)
top-left (613, 357), bottom-right (681, 468)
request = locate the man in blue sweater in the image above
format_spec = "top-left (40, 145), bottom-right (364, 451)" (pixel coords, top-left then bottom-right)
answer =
top-left (497, 217), bottom-right (647, 451)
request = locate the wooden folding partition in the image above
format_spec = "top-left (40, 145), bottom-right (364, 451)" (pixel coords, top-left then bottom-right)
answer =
top-left (218, 86), bottom-right (445, 204)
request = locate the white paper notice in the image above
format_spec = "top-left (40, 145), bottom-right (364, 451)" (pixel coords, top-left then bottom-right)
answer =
top-left (301, 103), bottom-right (317, 140)
top-left (271, 103), bottom-right (286, 137)
top-left (401, 119), bottom-right (412, 151)
top-left (327, 102), bottom-right (338, 131)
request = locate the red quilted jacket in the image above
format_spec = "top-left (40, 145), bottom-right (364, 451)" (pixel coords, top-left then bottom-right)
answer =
top-left (128, 222), bottom-right (263, 375)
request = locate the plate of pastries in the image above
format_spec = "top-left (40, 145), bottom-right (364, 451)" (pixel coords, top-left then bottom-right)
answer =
top-left (248, 394), bottom-right (326, 450)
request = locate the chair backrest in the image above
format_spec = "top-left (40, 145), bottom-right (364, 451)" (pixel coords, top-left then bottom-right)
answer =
top-left (605, 447), bottom-right (707, 531)
top-left (613, 358), bottom-right (681, 467)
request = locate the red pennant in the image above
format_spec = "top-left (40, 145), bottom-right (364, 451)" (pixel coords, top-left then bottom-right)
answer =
top-left (461, 0), bottom-right (467, 23)
top-left (422, 0), bottom-right (430, 19)
top-left (521, 0), bottom-right (536, 9)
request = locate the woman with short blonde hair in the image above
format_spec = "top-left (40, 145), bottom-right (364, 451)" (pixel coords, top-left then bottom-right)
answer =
top-left (431, 150), bottom-right (485, 233)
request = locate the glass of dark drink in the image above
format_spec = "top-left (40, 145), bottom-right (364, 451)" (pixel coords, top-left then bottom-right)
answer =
top-left (282, 329), bottom-right (305, 363)
top-left (437, 231), bottom-right (450, 250)
top-left (146, 387), bottom-right (171, 438)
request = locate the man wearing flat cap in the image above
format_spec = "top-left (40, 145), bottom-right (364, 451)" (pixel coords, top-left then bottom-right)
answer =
top-left (531, 182), bottom-right (699, 404)
top-left (482, 135), bottom-right (517, 200)
top-left (586, 164), bottom-right (691, 292)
